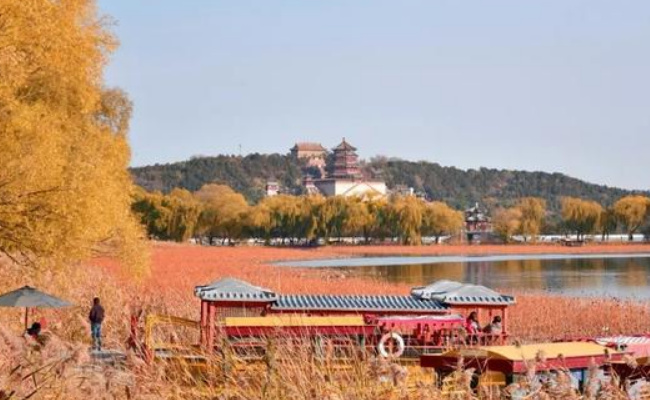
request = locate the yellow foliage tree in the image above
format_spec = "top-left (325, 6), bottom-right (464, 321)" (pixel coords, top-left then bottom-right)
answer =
top-left (167, 189), bottom-right (202, 242)
top-left (492, 208), bottom-right (522, 243)
top-left (560, 197), bottom-right (603, 240)
top-left (613, 195), bottom-right (650, 241)
top-left (388, 196), bottom-right (424, 245)
top-left (0, 0), bottom-right (147, 273)
top-left (342, 196), bottom-right (375, 242)
top-left (599, 208), bottom-right (618, 241)
top-left (246, 201), bottom-right (273, 244)
top-left (313, 196), bottom-right (348, 241)
top-left (195, 184), bottom-right (249, 243)
top-left (421, 202), bottom-right (464, 243)
top-left (517, 197), bottom-right (546, 242)
top-left (132, 188), bottom-right (202, 242)
top-left (257, 194), bottom-right (315, 244)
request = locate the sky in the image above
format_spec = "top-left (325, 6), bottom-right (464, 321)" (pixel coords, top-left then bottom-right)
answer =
top-left (98, 0), bottom-right (650, 191)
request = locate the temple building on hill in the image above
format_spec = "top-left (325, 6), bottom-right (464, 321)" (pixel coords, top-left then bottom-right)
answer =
top-left (312, 138), bottom-right (387, 197)
top-left (290, 142), bottom-right (327, 169)
top-left (331, 139), bottom-right (362, 179)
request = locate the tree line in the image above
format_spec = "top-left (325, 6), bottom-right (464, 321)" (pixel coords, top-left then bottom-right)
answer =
top-left (133, 185), bottom-right (650, 245)
top-left (132, 185), bottom-right (464, 245)
top-left (130, 153), bottom-right (645, 211)
top-left (492, 196), bottom-right (650, 242)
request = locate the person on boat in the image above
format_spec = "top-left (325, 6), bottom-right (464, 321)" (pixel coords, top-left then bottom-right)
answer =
top-left (465, 311), bottom-right (480, 344)
top-left (483, 316), bottom-right (502, 335)
top-left (465, 312), bottom-right (480, 334)
top-left (482, 315), bottom-right (503, 344)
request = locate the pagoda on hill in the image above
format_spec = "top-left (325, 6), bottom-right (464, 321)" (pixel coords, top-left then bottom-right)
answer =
top-left (332, 138), bottom-right (362, 179)
top-left (311, 138), bottom-right (387, 197)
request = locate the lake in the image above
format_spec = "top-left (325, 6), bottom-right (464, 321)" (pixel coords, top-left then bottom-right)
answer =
top-left (277, 253), bottom-right (650, 299)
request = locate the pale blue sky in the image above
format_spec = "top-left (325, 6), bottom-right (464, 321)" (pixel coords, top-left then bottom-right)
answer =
top-left (99, 0), bottom-right (650, 190)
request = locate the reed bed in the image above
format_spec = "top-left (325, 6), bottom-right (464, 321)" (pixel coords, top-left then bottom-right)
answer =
top-left (2, 243), bottom-right (650, 398)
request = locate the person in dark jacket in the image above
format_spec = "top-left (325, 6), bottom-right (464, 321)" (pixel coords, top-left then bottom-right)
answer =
top-left (26, 322), bottom-right (42, 338)
top-left (89, 297), bottom-right (105, 350)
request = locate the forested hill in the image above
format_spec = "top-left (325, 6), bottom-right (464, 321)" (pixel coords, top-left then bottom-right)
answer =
top-left (130, 154), bottom-right (643, 211)
top-left (131, 154), bottom-right (305, 203)
top-left (370, 158), bottom-right (639, 211)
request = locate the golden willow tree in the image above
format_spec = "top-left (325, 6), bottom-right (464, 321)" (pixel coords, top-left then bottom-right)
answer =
top-left (0, 0), bottom-right (147, 272)
top-left (492, 207), bottom-right (522, 243)
top-left (613, 195), bottom-right (650, 241)
top-left (517, 197), bottom-right (546, 241)
top-left (195, 184), bottom-right (249, 244)
top-left (560, 197), bottom-right (603, 240)
top-left (421, 201), bottom-right (464, 243)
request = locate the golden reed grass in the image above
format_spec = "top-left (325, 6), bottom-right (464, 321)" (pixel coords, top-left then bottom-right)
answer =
top-left (2, 242), bottom-right (650, 398)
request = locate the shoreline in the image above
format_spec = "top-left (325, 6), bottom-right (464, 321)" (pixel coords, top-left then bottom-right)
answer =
top-left (273, 251), bottom-right (650, 267)
top-left (122, 242), bottom-right (650, 298)
top-left (301, 242), bottom-right (650, 257)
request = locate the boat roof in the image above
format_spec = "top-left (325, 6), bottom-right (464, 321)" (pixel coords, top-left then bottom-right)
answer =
top-left (195, 278), bottom-right (514, 311)
top-left (597, 336), bottom-right (650, 345)
top-left (412, 280), bottom-right (464, 296)
top-left (442, 342), bottom-right (619, 361)
top-left (195, 278), bottom-right (278, 302)
top-left (272, 294), bottom-right (448, 313)
top-left (412, 280), bottom-right (515, 306)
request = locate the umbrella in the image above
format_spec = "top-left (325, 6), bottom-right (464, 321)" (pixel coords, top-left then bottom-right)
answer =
top-left (0, 286), bottom-right (73, 330)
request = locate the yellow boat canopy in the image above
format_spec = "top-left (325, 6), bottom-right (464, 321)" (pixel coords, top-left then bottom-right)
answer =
top-left (441, 342), bottom-right (620, 361)
top-left (225, 315), bottom-right (365, 328)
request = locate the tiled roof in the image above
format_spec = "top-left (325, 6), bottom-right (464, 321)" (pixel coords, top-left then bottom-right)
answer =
top-left (195, 279), bottom-right (515, 308)
top-left (412, 280), bottom-right (464, 299)
top-left (292, 142), bottom-right (327, 152)
top-left (436, 293), bottom-right (515, 306)
top-left (195, 278), bottom-right (277, 302)
top-left (272, 294), bottom-right (448, 313)
top-left (412, 281), bottom-right (515, 306)
top-left (332, 138), bottom-right (357, 152)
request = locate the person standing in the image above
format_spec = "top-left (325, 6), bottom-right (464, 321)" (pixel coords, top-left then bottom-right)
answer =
top-left (89, 297), bottom-right (105, 350)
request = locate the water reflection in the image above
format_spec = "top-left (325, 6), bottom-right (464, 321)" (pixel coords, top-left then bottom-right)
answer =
top-left (339, 257), bottom-right (650, 299)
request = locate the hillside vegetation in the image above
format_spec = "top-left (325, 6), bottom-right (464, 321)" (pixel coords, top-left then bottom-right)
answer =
top-left (131, 154), bottom-right (643, 211)
top-left (132, 154), bottom-right (304, 203)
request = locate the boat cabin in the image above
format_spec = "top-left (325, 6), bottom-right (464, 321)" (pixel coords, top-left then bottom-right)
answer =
top-left (420, 342), bottom-right (627, 390)
top-left (596, 336), bottom-right (650, 385)
top-left (194, 278), bottom-right (515, 355)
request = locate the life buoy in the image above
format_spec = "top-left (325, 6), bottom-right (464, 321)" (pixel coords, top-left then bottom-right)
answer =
top-left (378, 332), bottom-right (405, 358)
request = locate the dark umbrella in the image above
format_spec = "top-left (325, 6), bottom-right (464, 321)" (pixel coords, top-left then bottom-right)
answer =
top-left (0, 286), bottom-right (73, 330)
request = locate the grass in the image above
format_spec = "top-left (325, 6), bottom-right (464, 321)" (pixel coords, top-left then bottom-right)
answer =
top-left (2, 242), bottom-right (650, 398)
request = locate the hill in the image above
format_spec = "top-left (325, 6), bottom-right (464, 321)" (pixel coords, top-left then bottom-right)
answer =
top-left (130, 153), bottom-right (644, 211)
top-left (131, 154), bottom-right (305, 202)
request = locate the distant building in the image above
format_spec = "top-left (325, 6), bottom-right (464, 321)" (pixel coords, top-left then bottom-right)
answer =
top-left (302, 176), bottom-right (320, 195)
top-left (465, 202), bottom-right (492, 242)
top-left (290, 142), bottom-right (327, 170)
top-left (391, 184), bottom-right (418, 197)
top-left (265, 180), bottom-right (280, 197)
top-left (331, 139), bottom-right (362, 179)
top-left (313, 138), bottom-right (387, 197)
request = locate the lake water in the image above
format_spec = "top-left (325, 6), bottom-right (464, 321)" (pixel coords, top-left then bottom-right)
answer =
top-left (277, 254), bottom-right (650, 299)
